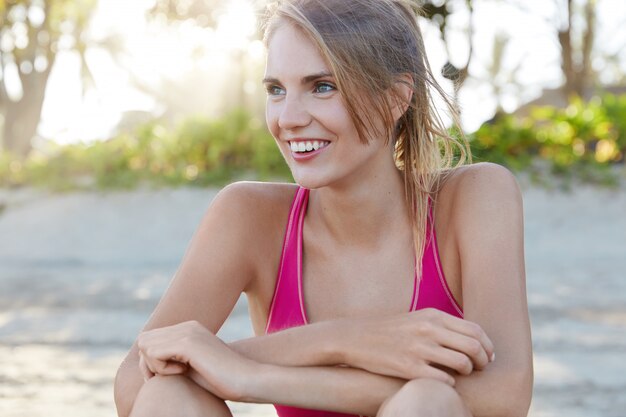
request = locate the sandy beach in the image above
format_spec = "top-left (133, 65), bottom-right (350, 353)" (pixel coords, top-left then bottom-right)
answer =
top-left (1, 178), bottom-right (625, 417)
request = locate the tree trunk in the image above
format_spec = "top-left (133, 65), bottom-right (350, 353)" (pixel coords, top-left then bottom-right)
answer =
top-left (559, 0), bottom-right (596, 98)
top-left (1, 57), bottom-right (54, 159)
top-left (0, 1), bottom-right (57, 159)
top-left (559, 0), bottom-right (576, 97)
top-left (579, 0), bottom-right (596, 93)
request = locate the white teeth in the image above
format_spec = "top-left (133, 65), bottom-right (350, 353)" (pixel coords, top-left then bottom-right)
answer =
top-left (289, 140), bottom-right (330, 153)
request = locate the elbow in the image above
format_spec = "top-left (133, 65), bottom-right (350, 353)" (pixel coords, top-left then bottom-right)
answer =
top-left (488, 365), bottom-right (533, 417)
top-left (507, 371), bottom-right (533, 417)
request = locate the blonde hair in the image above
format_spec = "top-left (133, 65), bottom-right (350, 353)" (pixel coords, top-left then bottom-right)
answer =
top-left (263, 0), bottom-right (471, 273)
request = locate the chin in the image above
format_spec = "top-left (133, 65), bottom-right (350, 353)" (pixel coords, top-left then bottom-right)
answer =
top-left (293, 178), bottom-right (326, 190)
top-left (291, 171), bottom-right (332, 190)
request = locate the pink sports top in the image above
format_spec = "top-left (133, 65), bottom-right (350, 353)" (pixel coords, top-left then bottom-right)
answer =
top-left (265, 187), bottom-right (463, 417)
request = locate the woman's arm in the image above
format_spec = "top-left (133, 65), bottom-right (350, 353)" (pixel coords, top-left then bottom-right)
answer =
top-left (137, 320), bottom-right (407, 416)
top-left (136, 300), bottom-right (495, 416)
top-left (446, 163), bottom-right (533, 417)
top-left (244, 362), bottom-right (406, 416)
top-left (229, 308), bottom-right (493, 383)
top-left (114, 183), bottom-right (271, 417)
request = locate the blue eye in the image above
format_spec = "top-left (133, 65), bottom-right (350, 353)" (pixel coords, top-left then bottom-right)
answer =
top-left (314, 82), bottom-right (336, 94)
top-left (266, 85), bottom-right (285, 96)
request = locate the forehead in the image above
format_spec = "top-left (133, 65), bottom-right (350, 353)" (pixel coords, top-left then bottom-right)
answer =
top-left (265, 23), bottom-right (330, 78)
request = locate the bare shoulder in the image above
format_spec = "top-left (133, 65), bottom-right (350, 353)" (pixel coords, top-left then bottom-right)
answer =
top-left (206, 181), bottom-right (298, 244)
top-left (437, 162), bottom-right (523, 223)
top-left (433, 163), bottom-right (525, 285)
top-left (210, 181), bottom-right (298, 222)
top-left (205, 181), bottom-right (299, 274)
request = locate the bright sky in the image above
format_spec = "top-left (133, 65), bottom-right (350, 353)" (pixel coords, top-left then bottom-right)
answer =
top-left (36, 0), bottom-right (626, 144)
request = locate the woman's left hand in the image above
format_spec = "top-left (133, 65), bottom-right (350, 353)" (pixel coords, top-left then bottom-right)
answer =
top-left (136, 320), bottom-right (259, 401)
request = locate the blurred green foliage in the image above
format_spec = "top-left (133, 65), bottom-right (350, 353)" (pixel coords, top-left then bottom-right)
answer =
top-left (1, 95), bottom-right (625, 191)
top-left (0, 109), bottom-right (291, 190)
top-left (471, 94), bottom-right (626, 185)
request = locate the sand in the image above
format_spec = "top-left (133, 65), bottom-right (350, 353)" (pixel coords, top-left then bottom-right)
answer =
top-left (0, 178), bottom-right (625, 417)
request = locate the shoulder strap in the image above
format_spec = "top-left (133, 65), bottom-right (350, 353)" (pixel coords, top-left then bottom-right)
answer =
top-left (265, 187), bottom-right (310, 333)
top-left (414, 196), bottom-right (464, 317)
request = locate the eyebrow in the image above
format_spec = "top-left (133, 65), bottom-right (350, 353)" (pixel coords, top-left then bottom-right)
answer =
top-left (262, 71), bottom-right (334, 85)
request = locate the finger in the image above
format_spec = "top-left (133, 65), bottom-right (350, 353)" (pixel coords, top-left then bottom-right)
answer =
top-left (141, 352), bottom-right (160, 376)
top-left (424, 344), bottom-right (474, 376)
top-left (441, 316), bottom-right (494, 362)
top-left (159, 360), bottom-right (189, 375)
top-left (138, 353), bottom-right (155, 381)
top-left (437, 330), bottom-right (490, 370)
top-left (143, 354), bottom-right (172, 376)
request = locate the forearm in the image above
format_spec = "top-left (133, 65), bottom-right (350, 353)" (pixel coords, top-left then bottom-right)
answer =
top-left (229, 319), bottom-right (346, 366)
top-left (241, 363), bottom-right (405, 416)
top-left (230, 314), bottom-right (531, 415)
top-left (213, 321), bottom-right (405, 415)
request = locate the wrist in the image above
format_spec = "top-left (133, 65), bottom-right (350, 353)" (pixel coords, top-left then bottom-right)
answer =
top-left (239, 362), bottom-right (280, 403)
top-left (318, 318), bottom-right (351, 365)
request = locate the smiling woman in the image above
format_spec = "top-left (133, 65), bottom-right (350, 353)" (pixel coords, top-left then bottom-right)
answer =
top-left (114, 1), bottom-right (533, 417)
top-left (263, 27), bottom-right (387, 192)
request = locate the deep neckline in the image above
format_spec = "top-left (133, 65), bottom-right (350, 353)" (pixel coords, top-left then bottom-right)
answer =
top-left (295, 187), bottom-right (420, 325)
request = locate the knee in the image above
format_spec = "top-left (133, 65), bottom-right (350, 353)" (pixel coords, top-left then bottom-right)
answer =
top-left (130, 375), bottom-right (232, 417)
top-left (377, 379), bottom-right (471, 417)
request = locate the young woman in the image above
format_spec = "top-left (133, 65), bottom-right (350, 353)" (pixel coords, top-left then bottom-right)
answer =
top-left (114, 1), bottom-right (533, 416)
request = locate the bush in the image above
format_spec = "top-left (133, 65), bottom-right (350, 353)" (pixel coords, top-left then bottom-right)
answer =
top-left (470, 93), bottom-right (625, 185)
top-left (0, 109), bottom-right (292, 190)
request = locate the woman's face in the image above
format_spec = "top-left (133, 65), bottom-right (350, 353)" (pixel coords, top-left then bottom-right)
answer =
top-left (264, 23), bottom-right (395, 190)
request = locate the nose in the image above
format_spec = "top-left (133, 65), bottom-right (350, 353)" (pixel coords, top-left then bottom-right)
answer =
top-left (278, 94), bottom-right (312, 130)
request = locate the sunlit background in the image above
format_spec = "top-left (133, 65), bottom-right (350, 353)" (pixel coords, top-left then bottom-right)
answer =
top-left (1, 0), bottom-right (626, 416)
top-left (5, 0), bottom-right (626, 146)
top-left (39, 0), bottom-right (264, 144)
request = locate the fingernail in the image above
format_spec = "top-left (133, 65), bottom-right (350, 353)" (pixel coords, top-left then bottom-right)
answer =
top-left (490, 352), bottom-right (496, 362)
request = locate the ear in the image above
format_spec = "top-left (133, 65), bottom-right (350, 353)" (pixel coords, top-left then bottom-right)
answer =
top-left (390, 73), bottom-right (414, 122)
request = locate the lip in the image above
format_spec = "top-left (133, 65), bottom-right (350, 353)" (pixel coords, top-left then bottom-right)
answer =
top-left (287, 139), bottom-right (331, 161)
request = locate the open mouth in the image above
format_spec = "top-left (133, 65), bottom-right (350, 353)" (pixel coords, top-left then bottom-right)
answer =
top-left (289, 140), bottom-right (331, 153)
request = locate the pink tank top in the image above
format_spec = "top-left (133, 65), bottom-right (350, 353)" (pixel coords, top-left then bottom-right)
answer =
top-left (265, 187), bottom-right (463, 417)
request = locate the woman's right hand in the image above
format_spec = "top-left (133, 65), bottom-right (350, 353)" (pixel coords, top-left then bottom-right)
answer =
top-left (137, 320), bottom-right (261, 401)
top-left (338, 308), bottom-right (495, 385)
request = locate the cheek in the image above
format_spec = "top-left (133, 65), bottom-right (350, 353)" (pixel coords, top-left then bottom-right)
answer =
top-left (332, 110), bottom-right (361, 142)
top-left (312, 101), bottom-right (352, 135)
top-left (265, 104), bottom-right (280, 138)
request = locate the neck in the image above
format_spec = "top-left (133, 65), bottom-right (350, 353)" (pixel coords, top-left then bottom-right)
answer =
top-left (308, 157), bottom-right (411, 249)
